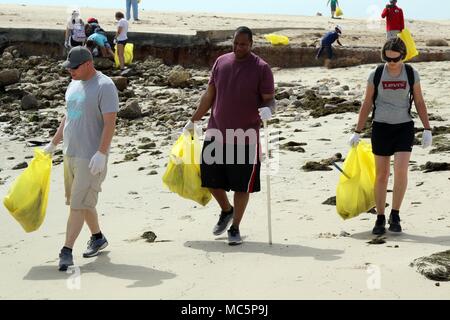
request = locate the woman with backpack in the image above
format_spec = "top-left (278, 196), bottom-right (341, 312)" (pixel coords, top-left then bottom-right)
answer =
top-left (65, 10), bottom-right (86, 49)
top-left (348, 38), bottom-right (432, 235)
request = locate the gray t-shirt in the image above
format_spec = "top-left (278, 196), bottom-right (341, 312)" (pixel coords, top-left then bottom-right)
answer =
top-left (63, 72), bottom-right (119, 159)
top-left (368, 64), bottom-right (420, 124)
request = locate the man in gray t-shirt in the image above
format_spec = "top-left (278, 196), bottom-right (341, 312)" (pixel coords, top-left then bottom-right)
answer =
top-left (368, 64), bottom-right (420, 124)
top-left (43, 46), bottom-right (119, 271)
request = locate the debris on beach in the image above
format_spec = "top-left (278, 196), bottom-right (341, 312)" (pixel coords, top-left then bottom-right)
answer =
top-left (367, 237), bottom-right (386, 245)
top-left (421, 162), bottom-right (450, 173)
top-left (411, 250), bottom-right (450, 281)
top-left (141, 231), bottom-right (157, 243)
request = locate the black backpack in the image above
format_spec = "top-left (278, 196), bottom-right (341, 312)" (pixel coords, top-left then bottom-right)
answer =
top-left (372, 63), bottom-right (415, 118)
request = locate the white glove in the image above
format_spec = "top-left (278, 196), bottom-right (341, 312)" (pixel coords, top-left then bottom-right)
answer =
top-left (113, 38), bottom-right (117, 45)
top-left (183, 120), bottom-right (194, 133)
top-left (422, 130), bottom-right (432, 148)
top-left (348, 132), bottom-right (361, 147)
top-left (258, 107), bottom-right (272, 121)
top-left (183, 120), bottom-right (202, 136)
top-left (64, 40), bottom-right (70, 49)
top-left (43, 142), bottom-right (57, 155)
top-left (89, 151), bottom-right (107, 176)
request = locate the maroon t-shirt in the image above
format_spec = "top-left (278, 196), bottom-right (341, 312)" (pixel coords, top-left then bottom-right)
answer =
top-left (206, 52), bottom-right (274, 142)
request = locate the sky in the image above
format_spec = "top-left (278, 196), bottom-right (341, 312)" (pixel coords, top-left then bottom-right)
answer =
top-left (1, 0), bottom-right (449, 20)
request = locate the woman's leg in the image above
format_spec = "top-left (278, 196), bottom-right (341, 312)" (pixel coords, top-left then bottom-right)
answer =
top-left (374, 155), bottom-right (391, 216)
top-left (392, 152), bottom-right (411, 211)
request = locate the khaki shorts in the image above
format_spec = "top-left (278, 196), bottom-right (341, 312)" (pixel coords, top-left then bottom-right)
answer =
top-left (64, 156), bottom-right (107, 210)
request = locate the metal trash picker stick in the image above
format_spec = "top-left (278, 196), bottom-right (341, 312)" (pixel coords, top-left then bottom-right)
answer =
top-left (263, 120), bottom-right (272, 245)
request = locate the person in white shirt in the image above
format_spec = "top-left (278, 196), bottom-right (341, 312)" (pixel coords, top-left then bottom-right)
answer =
top-left (65, 10), bottom-right (86, 48)
top-left (114, 11), bottom-right (129, 70)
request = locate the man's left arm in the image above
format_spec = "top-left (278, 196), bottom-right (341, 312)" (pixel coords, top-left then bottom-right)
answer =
top-left (98, 112), bottom-right (117, 154)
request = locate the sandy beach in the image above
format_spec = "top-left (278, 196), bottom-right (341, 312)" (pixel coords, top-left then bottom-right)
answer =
top-left (0, 4), bottom-right (449, 300)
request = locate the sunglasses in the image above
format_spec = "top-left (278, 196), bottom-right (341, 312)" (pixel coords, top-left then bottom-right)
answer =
top-left (68, 61), bottom-right (86, 71)
top-left (384, 55), bottom-right (402, 63)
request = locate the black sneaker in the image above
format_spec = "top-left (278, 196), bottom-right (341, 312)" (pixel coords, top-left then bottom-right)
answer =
top-left (212, 207), bottom-right (234, 236)
top-left (58, 248), bottom-right (74, 272)
top-left (388, 213), bottom-right (402, 233)
top-left (372, 216), bottom-right (386, 235)
top-left (227, 225), bottom-right (243, 246)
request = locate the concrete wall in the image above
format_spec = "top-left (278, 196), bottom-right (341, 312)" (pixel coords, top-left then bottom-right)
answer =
top-left (1, 27), bottom-right (450, 69)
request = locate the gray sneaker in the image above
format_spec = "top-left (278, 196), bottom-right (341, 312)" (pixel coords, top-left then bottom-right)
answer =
top-left (227, 226), bottom-right (243, 246)
top-left (58, 248), bottom-right (74, 271)
top-left (83, 235), bottom-right (108, 258)
top-left (212, 207), bottom-right (234, 236)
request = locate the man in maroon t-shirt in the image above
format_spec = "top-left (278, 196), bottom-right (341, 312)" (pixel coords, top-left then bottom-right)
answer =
top-left (185, 26), bottom-right (275, 245)
top-left (381, 0), bottom-right (405, 40)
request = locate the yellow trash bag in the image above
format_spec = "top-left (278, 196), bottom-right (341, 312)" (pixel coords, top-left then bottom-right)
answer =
top-left (162, 132), bottom-right (212, 206)
top-left (335, 7), bottom-right (343, 17)
top-left (3, 149), bottom-right (52, 232)
top-left (114, 43), bottom-right (134, 68)
top-left (397, 28), bottom-right (419, 61)
top-left (264, 34), bottom-right (289, 46)
top-left (336, 141), bottom-right (376, 220)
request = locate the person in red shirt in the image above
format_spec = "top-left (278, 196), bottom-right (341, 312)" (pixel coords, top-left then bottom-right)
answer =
top-left (381, 0), bottom-right (405, 40)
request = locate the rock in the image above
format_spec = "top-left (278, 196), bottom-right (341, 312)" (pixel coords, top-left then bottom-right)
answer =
top-left (4, 46), bottom-right (21, 58)
top-left (118, 100), bottom-right (142, 119)
top-left (322, 196), bottom-right (336, 206)
top-left (0, 114), bottom-right (13, 122)
top-left (0, 69), bottom-right (21, 87)
top-left (167, 67), bottom-right (191, 88)
top-left (410, 250), bottom-right (450, 281)
top-left (12, 162), bottom-right (28, 170)
top-left (148, 170), bottom-right (158, 175)
top-left (316, 12), bottom-right (323, 16)
top-left (340, 231), bottom-right (351, 237)
top-left (341, 85), bottom-right (350, 91)
top-left (111, 76), bottom-right (128, 91)
top-left (138, 142), bottom-right (156, 149)
top-left (426, 39), bottom-right (449, 47)
top-left (280, 141), bottom-right (307, 152)
top-left (430, 144), bottom-right (450, 154)
top-left (141, 231), bottom-right (157, 243)
top-left (275, 89), bottom-right (291, 100)
top-left (421, 162), bottom-right (450, 173)
top-left (93, 58), bottom-right (114, 70)
top-left (120, 68), bottom-right (139, 77)
top-left (21, 94), bottom-right (39, 110)
top-left (432, 126), bottom-right (450, 136)
top-left (302, 161), bottom-right (333, 171)
top-left (2, 52), bottom-right (14, 60)
top-left (367, 237), bottom-right (386, 245)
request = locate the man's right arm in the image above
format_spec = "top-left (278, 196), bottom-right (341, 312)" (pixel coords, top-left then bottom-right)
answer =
top-left (51, 116), bottom-right (66, 146)
top-left (381, 7), bottom-right (388, 18)
top-left (191, 84), bottom-right (216, 122)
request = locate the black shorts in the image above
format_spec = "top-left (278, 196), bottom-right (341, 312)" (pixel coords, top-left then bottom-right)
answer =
top-left (70, 38), bottom-right (84, 47)
top-left (117, 39), bottom-right (128, 45)
top-left (371, 121), bottom-right (415, 156)
top-left (200, 139), bottom-right (261, 193)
